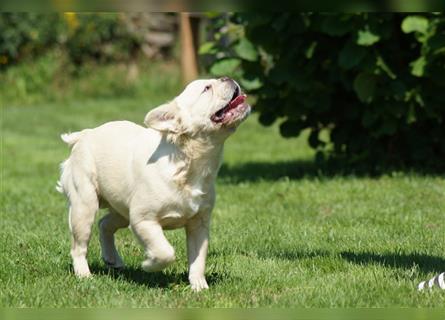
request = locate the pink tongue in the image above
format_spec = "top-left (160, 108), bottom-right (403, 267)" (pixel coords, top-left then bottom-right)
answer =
top-left (229, 94), bottom-right (247, 109)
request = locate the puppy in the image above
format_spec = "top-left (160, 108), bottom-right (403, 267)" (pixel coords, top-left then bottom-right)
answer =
top-left (57, 77), bottom-right (250, 291)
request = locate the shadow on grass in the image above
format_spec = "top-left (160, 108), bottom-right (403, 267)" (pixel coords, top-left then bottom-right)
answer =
top-left (218, 160), bottom-right (445, 183)
top-left (209, 248), bottom-right (331, 261)
top-left (89, 263), bottom-right (225, 288)
top-left (210, 248), bottom-right (444, 276)
top-left (257, 249), bottom-right (445, 275)
top-left (340, 251), bottom-right (445, 274)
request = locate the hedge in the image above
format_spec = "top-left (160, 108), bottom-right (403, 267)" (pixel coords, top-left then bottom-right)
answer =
top-left (202, 13), bottom-right (445, 169)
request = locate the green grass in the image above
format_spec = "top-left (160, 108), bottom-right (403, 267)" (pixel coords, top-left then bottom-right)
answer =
top-left (1, 69), bottom-right (445, 307)
top-left (0, 51), bottom-right (181, 106)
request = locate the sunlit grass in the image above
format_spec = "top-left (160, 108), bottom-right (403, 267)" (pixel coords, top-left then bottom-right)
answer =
top-left (1, 70), bottom-right (444, 307)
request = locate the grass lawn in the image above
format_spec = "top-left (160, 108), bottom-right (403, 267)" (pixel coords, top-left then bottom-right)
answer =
top-left (1, 80), bottom-right (444, 307)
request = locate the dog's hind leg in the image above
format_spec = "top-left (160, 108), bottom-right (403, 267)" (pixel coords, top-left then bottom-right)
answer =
top-left (68, 181), bottom-right (98, 278)
top-left (59, 134), bottom-right (99, 278)
top-left (99, 210), bottom-right (128, 269)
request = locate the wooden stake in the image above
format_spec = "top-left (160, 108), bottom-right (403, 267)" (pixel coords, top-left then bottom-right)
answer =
top-left (180, 12), bottom-right (199, 84)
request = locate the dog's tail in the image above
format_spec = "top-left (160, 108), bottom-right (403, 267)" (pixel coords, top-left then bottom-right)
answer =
top-left (57, 131), bottom-right (84, 194)
top-left (61, 131), bottom-right (83, 147)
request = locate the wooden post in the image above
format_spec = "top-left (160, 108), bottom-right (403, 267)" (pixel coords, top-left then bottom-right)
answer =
top-left (180, 12), bottom-right (199, 84)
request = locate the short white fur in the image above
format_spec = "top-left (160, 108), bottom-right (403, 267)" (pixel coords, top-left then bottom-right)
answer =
top-left (57, 78), bottom-right (250, 291)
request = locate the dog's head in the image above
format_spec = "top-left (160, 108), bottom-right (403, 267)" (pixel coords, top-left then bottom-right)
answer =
top-left (144, 77), bottom-right (250, 138)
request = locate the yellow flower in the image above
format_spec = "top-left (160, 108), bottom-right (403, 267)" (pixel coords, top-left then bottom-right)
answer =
top-left (64, 12), bottom-right (79, 31)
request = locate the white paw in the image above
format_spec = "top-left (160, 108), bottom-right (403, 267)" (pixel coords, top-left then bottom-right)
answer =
top-left (74, 266), bottom-right (92, 278)
top-left (189, 276), bottom-right (209, 292)
top-left (141, 256), bottom-right (174, 272)
top-left (73, 258), bottom-right (92, 278)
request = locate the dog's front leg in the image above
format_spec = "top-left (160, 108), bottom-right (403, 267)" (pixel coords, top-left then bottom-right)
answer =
top-left (132, 219), bottom-right (176, 272)
top-left (186, 211), bottom-right (210, 291)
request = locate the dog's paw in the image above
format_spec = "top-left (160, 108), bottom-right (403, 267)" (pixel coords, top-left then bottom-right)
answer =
top-left (74, 268), bottom-right (92, 278)
top-left (102, 254), bottom-right (125, 270)
top-left (189, 276), bottom-right (209, 292)
top-left (73, 258), bottom-right (92, 278)
top-left (141, 256), bottom-right (175, 272)
top-left (103, 258), bottom-right (125, 270)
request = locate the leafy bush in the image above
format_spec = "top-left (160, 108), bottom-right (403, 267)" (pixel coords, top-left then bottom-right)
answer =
top-left (0, 13), bottom-right (176, 69)
top-left (202, 13), bottom-right (445, 169)
top-left (64, 13), bottom-right (169, 65)
top-left (64, 13), bottom-right (132, 65)
top-left (0, 13), bottom-right (64, 68)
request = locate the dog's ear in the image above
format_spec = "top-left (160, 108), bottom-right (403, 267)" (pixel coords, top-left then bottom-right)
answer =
top-left (144, 101), bottom-right (181, 133)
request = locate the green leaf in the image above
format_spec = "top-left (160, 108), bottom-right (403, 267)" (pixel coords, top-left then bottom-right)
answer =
top-left (353, 72), bottom-right (377, 103)
top-left (240, 76), bottom-right (263, 90)
top-left (414, 92), bottom-right (425, 107)
top-left (376, 54), bottom-right (396, 79)
top-left (410, 56), bottom-right (426, 77)
top-left (338, 41), bottom-right (367, 69)
top-left (234, 38), bottom-right (258, 62)
top-left (305, 41), bottom-right (317, 59)
top-left (407, 104), bottom-right (417, 124)
top-left (198, 42), bottom-right (216, 55)
top-left (357, 29), bottom-right (380, 46)
top-left (401, 16), bottom-right (429, 34)
top-left (209, 58), bottom-right (241, 77)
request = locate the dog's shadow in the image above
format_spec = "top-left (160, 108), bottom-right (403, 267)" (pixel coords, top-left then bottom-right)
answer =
top-left (89, 263), bottom-right (225, 289)
top-left (87, 249), bottom-right (444, 288)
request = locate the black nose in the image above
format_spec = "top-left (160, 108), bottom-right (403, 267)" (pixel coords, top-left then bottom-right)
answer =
top-left (220, 76), bottom-right (231, 82)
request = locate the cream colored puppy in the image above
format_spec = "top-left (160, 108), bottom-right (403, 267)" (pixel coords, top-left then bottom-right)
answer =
top-left (57, 77), bottom-right (250, 291)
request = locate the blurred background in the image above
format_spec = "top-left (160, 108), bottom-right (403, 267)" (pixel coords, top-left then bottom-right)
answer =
top-left (1, 12), bottom-right (444, 171)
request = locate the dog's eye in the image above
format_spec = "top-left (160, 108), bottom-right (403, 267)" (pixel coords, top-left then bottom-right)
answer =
top-left (202, 85), bottom-right (211, 93)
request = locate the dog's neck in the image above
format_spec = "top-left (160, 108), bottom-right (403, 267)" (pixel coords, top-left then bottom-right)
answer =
top-left (169, 132), bottom-right (224, 191)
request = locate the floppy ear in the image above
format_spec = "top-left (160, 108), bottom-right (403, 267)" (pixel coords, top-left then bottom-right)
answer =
top-left (144, 101), bottom-right (180, 133)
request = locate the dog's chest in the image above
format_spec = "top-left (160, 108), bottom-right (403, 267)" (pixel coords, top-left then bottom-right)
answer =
top-left (186, 186), bottom-right (206, 214)
top-left (159, 184), bottom-right (208, 229)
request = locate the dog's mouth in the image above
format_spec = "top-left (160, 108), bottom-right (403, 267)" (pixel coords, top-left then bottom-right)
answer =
top-left (211, 87), bottom-right (248, 124)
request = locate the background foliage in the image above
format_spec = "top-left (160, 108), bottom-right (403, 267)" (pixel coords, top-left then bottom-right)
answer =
top-left (202, 13), bottom-right (445, 169)
top-left (0, 13), bottom-right (176, 68)
top-left (0, 13), bottom-right (178, 105)
top-left (0, 13), bottom-right (64, 67)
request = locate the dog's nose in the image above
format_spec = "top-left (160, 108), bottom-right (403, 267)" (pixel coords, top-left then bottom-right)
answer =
top-left (219, 76), bottom-right (232, 82)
